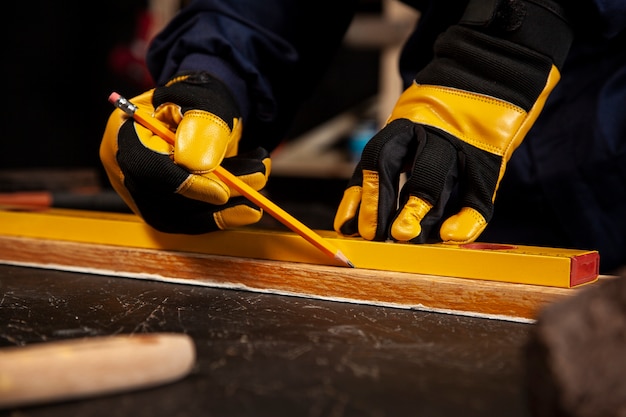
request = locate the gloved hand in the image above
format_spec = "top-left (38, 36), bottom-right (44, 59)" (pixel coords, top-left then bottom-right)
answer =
top-left (334, 0), bottom-right (573, 245)
top-left (100, 71), bottom-right (271, 234)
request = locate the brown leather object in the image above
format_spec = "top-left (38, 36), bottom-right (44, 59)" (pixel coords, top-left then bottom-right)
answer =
top-left (525, 275), bottom-right (626, 417)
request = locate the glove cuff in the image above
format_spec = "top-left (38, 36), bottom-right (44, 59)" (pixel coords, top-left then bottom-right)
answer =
top-left (460, 0), bottom-right (572, 68)
top-left (416, 29), bottom-right (558, 113)
top-left (414, 0), bottom-right (572, 113)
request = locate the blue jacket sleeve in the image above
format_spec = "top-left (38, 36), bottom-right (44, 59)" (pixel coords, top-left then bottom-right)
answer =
top-left (146, 0), bottom-right (357, 151)
top-left (592, 0), bottom-right (626, 37)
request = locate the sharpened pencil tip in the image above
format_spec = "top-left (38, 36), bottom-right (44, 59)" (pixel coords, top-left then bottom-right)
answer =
top-left (335, 251), bottom-right (355, 268)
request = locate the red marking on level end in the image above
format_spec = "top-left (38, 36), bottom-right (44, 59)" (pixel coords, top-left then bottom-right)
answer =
top-left (570, 252), bottom-right (600, 287)
top-left (461, 243), bottom-right (517, 251)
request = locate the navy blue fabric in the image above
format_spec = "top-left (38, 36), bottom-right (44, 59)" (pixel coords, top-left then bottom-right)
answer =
top-left (592, 0), bottom-right (626, 37)
top-left (146, 0), bottom-right (626, 271)
top-left (147, 0), bottom-right (357, 152)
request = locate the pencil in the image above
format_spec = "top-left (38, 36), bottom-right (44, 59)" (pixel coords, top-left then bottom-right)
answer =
top-left (108, 92), bottom-right (355, 268)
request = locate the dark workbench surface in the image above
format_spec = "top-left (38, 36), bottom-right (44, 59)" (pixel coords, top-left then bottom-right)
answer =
top-left (0, 264), bottom-right (534, 417)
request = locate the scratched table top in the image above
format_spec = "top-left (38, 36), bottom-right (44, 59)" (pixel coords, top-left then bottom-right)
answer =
top-left (0, 264), bottom-right (533, 417)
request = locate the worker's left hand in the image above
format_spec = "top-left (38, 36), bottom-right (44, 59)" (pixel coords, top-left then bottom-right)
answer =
top-left (100, 71), bottom-right (271, 234)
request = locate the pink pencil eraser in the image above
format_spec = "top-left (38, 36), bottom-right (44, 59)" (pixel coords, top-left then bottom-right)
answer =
top-left (108, 92), bottom-right (121, 104)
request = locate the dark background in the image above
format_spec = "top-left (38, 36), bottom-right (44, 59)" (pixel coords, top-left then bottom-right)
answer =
top-left (3, 1), bottom-right (152, 172)
top-left (2, 0), bottom-right (381, 178)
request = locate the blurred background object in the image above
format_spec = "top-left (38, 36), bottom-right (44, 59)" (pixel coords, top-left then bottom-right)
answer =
top-left (525, 274), bottom-right (626, 417)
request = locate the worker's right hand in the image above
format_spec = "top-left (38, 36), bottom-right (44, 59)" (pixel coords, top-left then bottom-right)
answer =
top-left (334, 0), bottom-right (573, 245)
top-left (100, 71), bottom-right (271, 234)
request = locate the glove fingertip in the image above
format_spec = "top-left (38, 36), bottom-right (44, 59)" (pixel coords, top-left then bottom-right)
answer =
top-left (439, 207), bottom-right (488, 244)
top-left (334, 186), bottom-right (362, 236)
top-left (178, 174), bottom-right (230, 205)
top-left (390, 196), bottom-right (433, 242)
top-left (214, 203), bottom-right (263, 230)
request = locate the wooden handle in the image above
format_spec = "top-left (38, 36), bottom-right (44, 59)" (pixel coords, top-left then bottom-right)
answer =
top-left (0, 333), bottom-right (195, 409)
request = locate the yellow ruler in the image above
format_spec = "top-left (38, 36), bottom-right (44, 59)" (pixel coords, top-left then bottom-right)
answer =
top-left (0, 206), bottom-right (598, 288)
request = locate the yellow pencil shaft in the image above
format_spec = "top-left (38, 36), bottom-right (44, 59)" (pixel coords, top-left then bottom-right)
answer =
top-left (134, 110), bottom-right (176, 144)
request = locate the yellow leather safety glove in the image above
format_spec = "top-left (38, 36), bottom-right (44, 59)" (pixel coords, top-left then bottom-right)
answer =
top-left (100, 71), bottom-right (271, 234)
top-left (335, 0), bottom-right (572, 244)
